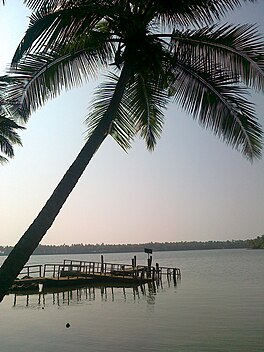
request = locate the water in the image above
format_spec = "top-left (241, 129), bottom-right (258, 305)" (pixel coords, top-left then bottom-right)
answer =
top-left (0, 249), bottom-right (263, 352)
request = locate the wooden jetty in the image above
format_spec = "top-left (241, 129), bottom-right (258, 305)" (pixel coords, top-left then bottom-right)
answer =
top-left (10, 256), bottom-right (181, 293)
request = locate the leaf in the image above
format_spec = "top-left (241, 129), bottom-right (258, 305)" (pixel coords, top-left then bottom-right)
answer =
top-left (152, 0), bottom-right (257, 28)
top-left (168, 56), bottom-right (262, 160)
top-left (0, 115), bottom-right (24, 164)
top-left (85, 72), bottom-right (136, 151)
top-left (126, 72), bottom-right (168, 150)
top-left (8, 36), bottom-right (114, 118)
top-left (170, 23), bottom-right (264, 92)
top-left (13, 3), bottom-right (111, 64)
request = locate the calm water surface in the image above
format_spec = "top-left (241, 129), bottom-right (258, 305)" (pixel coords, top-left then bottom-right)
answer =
top-left (0, 249), bottom-right (263, 352)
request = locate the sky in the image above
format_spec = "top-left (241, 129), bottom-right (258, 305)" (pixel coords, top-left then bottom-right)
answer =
top-left (0, 1), bottom-right (264, 246)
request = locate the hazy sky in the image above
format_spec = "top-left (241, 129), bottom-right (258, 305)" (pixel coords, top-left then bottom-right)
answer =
top-left (0, 1), bottom-right (264, 246)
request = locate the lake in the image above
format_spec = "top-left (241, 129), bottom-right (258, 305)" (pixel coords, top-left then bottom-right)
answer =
top-left (0, 249), bottom-right (263, 352)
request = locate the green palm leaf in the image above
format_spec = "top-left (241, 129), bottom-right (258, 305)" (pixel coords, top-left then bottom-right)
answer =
top-left (24, 0), bottom-right (69, 10)
top-left (168, 57), bottom-right (262, 159)
top-left (86, 72), bottom-right (136, 151)
top-left (8, 38), bottom-right (114, 118)
top-left (86, 70), bottom-right (169, 151)
top-left (170, 23), bottom-right (264, 92)
top-left (151, 0), bottom-right (257, 27)
top-left (126, 72), bottom-right (168, 150)
top-left (0, 115), bottom-right (24, 164)
top-left (13, 2), bottom-right (112, 65)
top-left (0, 76), bottom-right (25, 164)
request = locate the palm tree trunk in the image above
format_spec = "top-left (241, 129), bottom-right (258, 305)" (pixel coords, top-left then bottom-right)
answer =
top-left (0, 63), bottom-right (131, 302)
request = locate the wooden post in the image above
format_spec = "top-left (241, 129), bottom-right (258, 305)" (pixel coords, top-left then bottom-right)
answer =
top-left (147, 255), bottom-right (153, 267)
top-left (156, 263), bottom-right (160, 281)
top-left (173, 268), bottom-right (177, 286)
top-left (147, 256), bottom-right (152, 278)
top-left (151, 267), bottom-right (156, 281)
top-left (168, 268), bottom-right (173, 284)
top-left (140, 268), bottom-right (144, 280)
top-left (134, 256), bottom-right (137, 267)
top-left (131, 258), bottom-right (135, 277)
top-left (101, 255), bottom-right (104, 274)
top-left (133, 256), bottom-right (137, 277)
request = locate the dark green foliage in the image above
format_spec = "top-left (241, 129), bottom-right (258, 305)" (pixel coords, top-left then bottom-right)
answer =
top-left (0, 239), bottom-right (252, 256)
top-left (0, 77), bottom-right (24, 164)
top-left (248, 235), bottom-right (264, 249)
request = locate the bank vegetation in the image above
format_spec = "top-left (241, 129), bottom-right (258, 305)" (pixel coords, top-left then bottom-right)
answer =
top-left (1, 236), bottom-right (263, 256)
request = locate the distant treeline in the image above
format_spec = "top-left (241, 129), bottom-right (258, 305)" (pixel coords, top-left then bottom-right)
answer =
top-left (249, 235), bottom-right (264, 249)
top-left (1, 237), bottom-right (262, 256)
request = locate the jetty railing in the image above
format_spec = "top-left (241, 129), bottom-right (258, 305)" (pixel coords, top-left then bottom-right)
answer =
top-left (18, 265), bottom-right (42, 278)
top-left (61, 259), bottom-right (181, 281)
top-left (16, 259), bottom-right (181, 282)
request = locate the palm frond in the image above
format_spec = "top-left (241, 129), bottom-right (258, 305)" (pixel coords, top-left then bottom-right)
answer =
top-left (8, 38), bottom-right (114, 118)
top-left (170, 23), bottom-right (264, 92)
top-left (126, 72), bottom-right (168, 150)
top-left (0, 115), bottom-right (24, 164)
top-left (13, 3), bottom-right (111, 64)
top-left (86, 72), bottom-right (136, 151)
top-left (23, 0), bottom-right (111, 11)
top-left (0, 155), bottom-right (8, 164)
top-left (0, 76), bottom-right (25, 163)
top-left (151, 0), bottom-right (257, 27)
top-left (0, 75), bottom-right (25, 122)
top-left (86, 70), bottom-right (169, 151)
top-left (24, 0), bottom-right (70, 10)
top-left (168, 56), bottom-right (262, 160)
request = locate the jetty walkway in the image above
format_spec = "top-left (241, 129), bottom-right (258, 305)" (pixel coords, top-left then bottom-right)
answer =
top-left (10, 257), bottom-right (181, 293)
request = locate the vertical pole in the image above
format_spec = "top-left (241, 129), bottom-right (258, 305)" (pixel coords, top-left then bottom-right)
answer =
top-left (149, 255), bottom-right (152, 266)
top-left (147, 255), bottom-right (152, 278)
top-left (101, 255), bottom-right (104, 274)
top-left (173, 268), bottom-right (177, 286)
top-left (13, 294), bottom-right (17, 307)
top-left (134, 256), bottom-right (137, 277)
top-left (131, 258), bottom-right (135, 277)
top-left (151, 266), bottom-right (156, 281)
top-left (156, 263), bottom-right (160, 281)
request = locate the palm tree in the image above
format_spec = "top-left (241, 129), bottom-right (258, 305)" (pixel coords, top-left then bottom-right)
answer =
top-left (0, 0), bottom-right (263, 301)
top-left (0, 76), bottom-right (24, 164)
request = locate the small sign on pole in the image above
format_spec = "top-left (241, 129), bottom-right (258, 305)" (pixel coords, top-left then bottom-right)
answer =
top-left (144, 248), bottom-right (153, 264)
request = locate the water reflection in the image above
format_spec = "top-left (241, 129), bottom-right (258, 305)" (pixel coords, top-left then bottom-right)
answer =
top-left (12, 278), bottom-right (180, 309)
